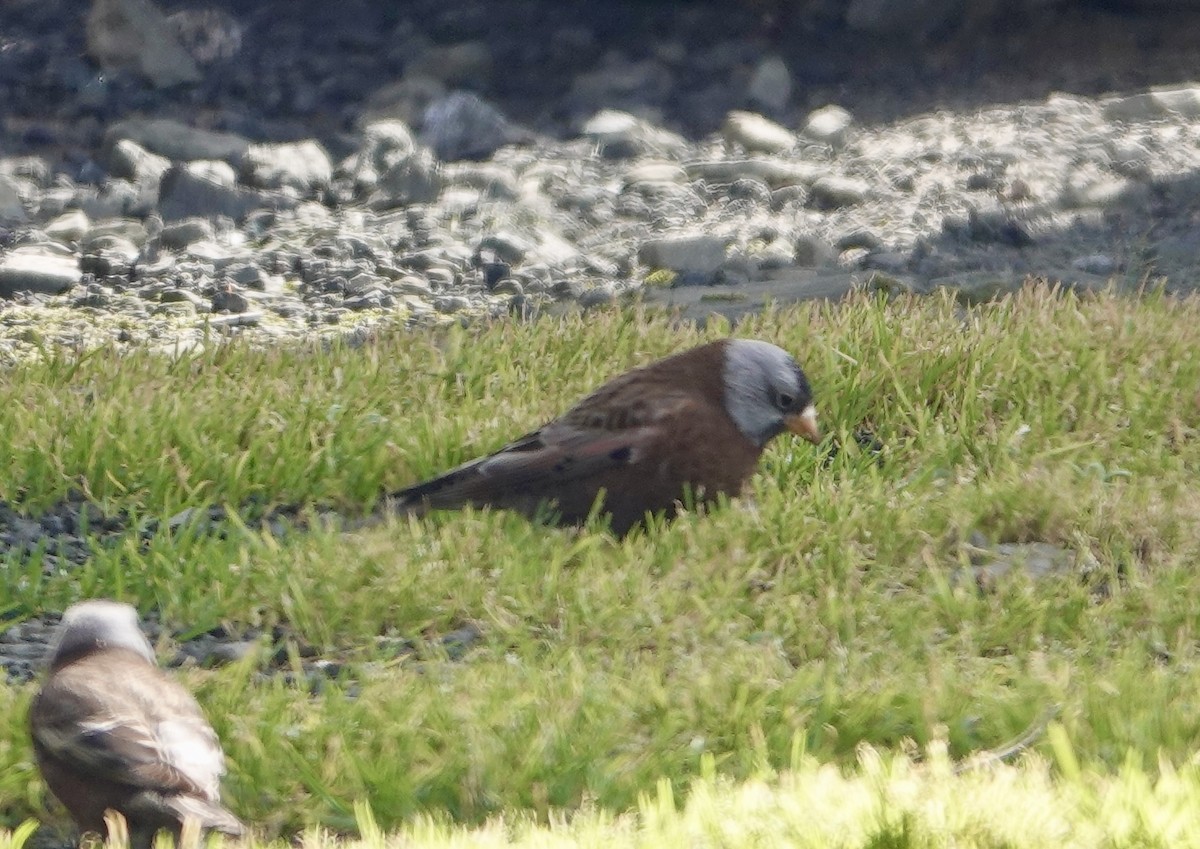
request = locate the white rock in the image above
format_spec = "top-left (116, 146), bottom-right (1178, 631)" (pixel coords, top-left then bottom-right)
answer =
top-left (722, 111), bottom-right (796, 154)
top-left (0, 249), bottom-right (82, 297)
top-left (803, 105), bottom-right (854, 147)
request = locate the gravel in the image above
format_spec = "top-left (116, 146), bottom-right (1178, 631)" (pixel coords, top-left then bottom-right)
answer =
top-left (4, 0), bottom-right (1200, 670)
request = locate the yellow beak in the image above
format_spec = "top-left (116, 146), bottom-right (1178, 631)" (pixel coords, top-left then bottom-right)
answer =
top-left (785, 405), bottom-right (821, 444)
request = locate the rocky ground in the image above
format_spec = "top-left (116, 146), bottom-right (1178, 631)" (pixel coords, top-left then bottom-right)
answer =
top-left (3, 0), bottom-right (1200, 674)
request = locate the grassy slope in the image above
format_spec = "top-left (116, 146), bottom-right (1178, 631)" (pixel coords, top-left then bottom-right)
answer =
top-left (0, 287), bottom-right (1198, 842)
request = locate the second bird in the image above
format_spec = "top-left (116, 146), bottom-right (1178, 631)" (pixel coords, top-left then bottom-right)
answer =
top-left (385, 338), bottom-right (820, 536)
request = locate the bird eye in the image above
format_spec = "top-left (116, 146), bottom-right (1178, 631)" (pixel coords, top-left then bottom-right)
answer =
top-left (777, 392), bottom-right (795, 409)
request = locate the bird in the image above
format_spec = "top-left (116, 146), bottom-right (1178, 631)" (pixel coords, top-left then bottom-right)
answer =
top-left (29, 600), bottom-right (245, 849)
top-left (383, 338), bottom-right (819, 536)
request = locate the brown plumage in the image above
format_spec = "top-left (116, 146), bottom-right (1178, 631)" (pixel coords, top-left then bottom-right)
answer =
top-left (386, 338), bottom-right (819, 535)
top-left (29, 601), bottom-right (245, 849)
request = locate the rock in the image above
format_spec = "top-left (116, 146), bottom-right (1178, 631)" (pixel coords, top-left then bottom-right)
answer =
top-left (578, 283), bottom-right (616, 309)
top-left (722, 111), bottom-right (795, 154)
top-left (158, 162), bottom-right (263, 222)
top-left (809, 175), bottom-right (870, 209)
top-left (1103, 86), bottom-right (1200, 122)
top-left (580, 110), bottom-right (689, 159)
top-left (105, 118), bottom-right (251, 164)
top-left (433, 295), bottom-right (470, 313)
top-left (86, 0), bottom-right (201, 87)
top-left (421, 91), bottom-right (525, 161)
top-left (370, 147), bottom-right (442, 209)
top-left (0, 249), bottom-right (81, 297)
top-left (106, 139), bottom-right (171, 183)
top-left (0, 175), bottom-right (28, 223)
top-left (803, 105), bottom-right (854, 147)
top-left (159, 217), bottom-right (215, 249)
top-left (961, 208), bottom-right (1035, 247)
top-left (639, 235), bottom-right (730, 280)
top-left (960, 541), bottom-right (1099, 588)
top-left (241, 140), bottom-right (333, 192)
top-left (44, 210), bottom-right (90, 244)
top-left (746, 55), bottom-right (792, 112)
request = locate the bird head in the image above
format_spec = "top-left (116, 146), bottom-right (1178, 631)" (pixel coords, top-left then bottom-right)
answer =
top-left (722, 339), bottom-right (819, 447)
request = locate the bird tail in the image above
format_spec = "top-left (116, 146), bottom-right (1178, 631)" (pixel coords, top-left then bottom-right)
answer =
top-left (167, 796), bottom-right (246, 837)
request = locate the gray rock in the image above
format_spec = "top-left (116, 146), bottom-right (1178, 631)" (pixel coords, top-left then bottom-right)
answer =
top-left (371, 148), bottom-right (442, 209)
top-left (158, 162), bottom-right (263, 222)
top-left (107, 138), bottom-right (172, 184)
top-left (639, 235), bottom-right (730, 279)
top-left (160, 217), bottom-right (215, 249)
top-left (434, 295), bottom-right (471, 313)
top-left (0, 175), bottom-right (28, 223)
top-left (0, 249), bottom-right (82, 297)
top-left (160, 288), bottom-right (208, 309)
top-left (746, 55), bottom-right (792, 112)
top-left (803, 105), bottom-right (854, 147)
top-left (44, 210), bottom-right (90, 244)
top-left (395, 276), bottom-right (433, 296)
top-left (581, 110), bottom-right (689, 159)
top-left (961, 541), bottom-right (1100, 587)
top-left (241, 140), bottom-right (333, 192)
top-left (1103, 86), bottom-right (1200, 122)
top-left (421, 91), bottom-right (524, 161)
top-left (578, 283), bottom-right (616, 308)
top-left (86, 0), bottom-right (201, 87)
top-left (809, 175), bottom-right (870, 209)
top-left (722, 111), bottom-right (796, 154)
top-left (105, 118), bottom-right (250, 164)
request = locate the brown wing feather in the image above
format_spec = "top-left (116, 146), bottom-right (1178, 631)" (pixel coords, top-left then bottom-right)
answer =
top-left (31, 651), bottom-right (224, 802)
top-left (392, 390), bottom-right (697, 509)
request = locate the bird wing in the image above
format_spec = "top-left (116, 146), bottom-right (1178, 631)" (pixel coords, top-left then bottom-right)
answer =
top-left (392, 386), bottom-right (702, 508)
top-left (32, 658), bottom-right (225, 802)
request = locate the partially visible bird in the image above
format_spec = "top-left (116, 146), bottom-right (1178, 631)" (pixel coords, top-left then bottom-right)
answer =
top-left (384, 338), bottom-right (819, 536)
top-left (29, 600), bottom-right (245, 849)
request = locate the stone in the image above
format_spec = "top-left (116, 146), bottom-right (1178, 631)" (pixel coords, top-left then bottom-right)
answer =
top-left (44, 210), bottom-right (91, 244)
top-left (809, 175), bottom-right (870, 209)
top-left (371, 148), bottom-right (442, 209)
top-left (0, 175), bottom-right (28, 223)
top-left (421, 91), bottom-right (525, 161)
top-left (86, 0), bottom-right (201, 87)
top-left (0, 249), bottom-right (82, 297)
top-left (580, 110), bottom-right (689, 159)
top-left (105, 118), bottom-right (250, 164)
top-left (722, 111), bottom-right (795, 154)
top-left (746, 55), bottom-right (791, 112)
top-left (241, 140), bottom-right (333, 192)
top-left (158, 162), bottom-right (263, 222)
top-left (639, 236), bottom-right (730, 279)
top-left (803, 105), bottom-right (854, 147)
top-left (159, 217), bottom-right (215, 249)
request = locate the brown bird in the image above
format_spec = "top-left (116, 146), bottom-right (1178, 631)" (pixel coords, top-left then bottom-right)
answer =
top-left (386, 338), bottom-right (819, 535)
top-left (29, 600), bottom-right (245, 849)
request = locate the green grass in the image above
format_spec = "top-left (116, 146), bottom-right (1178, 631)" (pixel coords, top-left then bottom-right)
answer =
top-left (1, 285), bottom-right (1199, 843)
